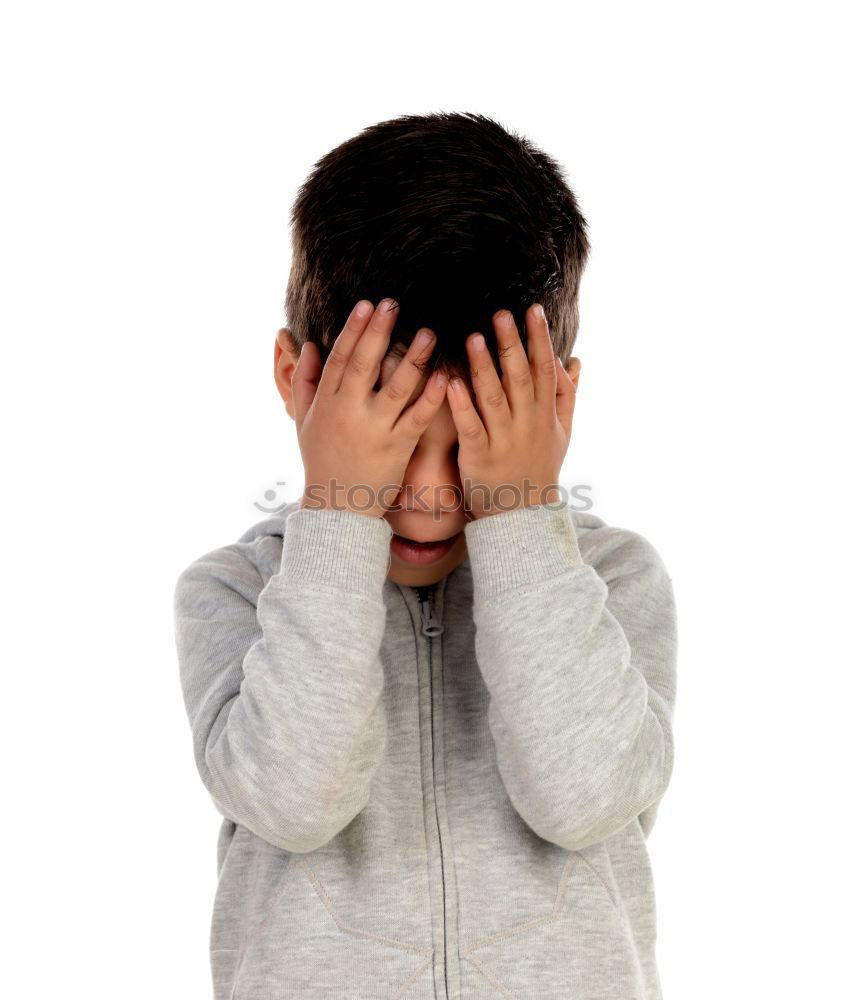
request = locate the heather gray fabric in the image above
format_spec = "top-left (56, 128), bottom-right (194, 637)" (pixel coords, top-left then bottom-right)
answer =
top-left (174, 499), bottom-right (677, 999)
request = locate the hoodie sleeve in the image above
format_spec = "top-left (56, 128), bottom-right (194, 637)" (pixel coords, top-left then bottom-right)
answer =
top-left (173, 506), bottom-right (392, 854)
top-left (463, 502), bottom-right (677, 851)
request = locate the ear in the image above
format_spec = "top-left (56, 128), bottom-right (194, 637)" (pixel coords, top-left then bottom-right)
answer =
top-left (565, 356), bottom-right (581, 391)
top-left (274, 328), bottom-right (301, 421)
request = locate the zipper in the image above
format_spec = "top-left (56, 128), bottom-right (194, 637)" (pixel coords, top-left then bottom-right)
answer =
top-left (414, 583), bottom-right (450, 997)
top-left (416, 583), bottom-right (445, 638)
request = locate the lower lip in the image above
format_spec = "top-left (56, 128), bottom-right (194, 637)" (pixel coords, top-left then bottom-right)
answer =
top-left (390, 531), bottom-right (461, 565)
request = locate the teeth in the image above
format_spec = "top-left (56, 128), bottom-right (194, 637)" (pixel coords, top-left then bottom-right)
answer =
top-left (394, 532), bottom-right (457, 546)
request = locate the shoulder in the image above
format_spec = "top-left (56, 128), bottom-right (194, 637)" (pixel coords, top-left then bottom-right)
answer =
top-left (569, 507), bottom-right (673, 589)
top-left (570, 509), bottom-right (676, 656)
top-left (173, 500), bottom-right (300, 616)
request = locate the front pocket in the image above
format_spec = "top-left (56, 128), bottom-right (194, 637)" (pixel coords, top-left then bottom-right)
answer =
top-left (232, 856), bottom-right (434, 1000)
top-left (461, 852), bottom-right (644, 1000)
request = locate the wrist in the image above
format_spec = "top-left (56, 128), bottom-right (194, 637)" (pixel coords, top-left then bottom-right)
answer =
top-left (465, 482), bottom-right (563, 521)
top-left (299, 494), bottom-right (386, 519)
top-left (300, 479), bottom-right (392, 519)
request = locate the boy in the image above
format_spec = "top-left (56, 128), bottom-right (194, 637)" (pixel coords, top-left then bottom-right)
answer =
top-left (174, 111), bottom-right (677, 1000)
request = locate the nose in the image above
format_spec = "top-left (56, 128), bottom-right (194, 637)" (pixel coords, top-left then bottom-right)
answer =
top-left (397, 439), bottom-right (461, 516)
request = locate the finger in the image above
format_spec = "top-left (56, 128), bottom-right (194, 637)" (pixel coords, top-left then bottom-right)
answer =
top-left (373, 327), bottom-right (438, 420)
top-left (291, 341), bottom-right (322, 434)
top-left (393, 368), bottom-right (449, 443)
top-left (445, 375), bottom-right (489, 451)
top-left (465, 329), bottom-right (512, 434)
top-left (491, 309), bottom-right (535, 418)
top-left (337, 297), bottom-right (401, 399)
top-left (320, 299), bottom-right (376, 396)
top-left (526, 303), bottom-right (558, 414)
top-left (555, 356), bottom-right (577, 433)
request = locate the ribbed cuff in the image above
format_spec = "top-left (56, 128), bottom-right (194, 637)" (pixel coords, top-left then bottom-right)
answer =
top-left (464, 502), bottom-right (583, 600)
top-left (278, 506), bottom-right (392, 594)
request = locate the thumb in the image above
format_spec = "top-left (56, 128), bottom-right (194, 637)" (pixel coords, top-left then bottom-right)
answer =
top-left (291, 341), bottom-right (322, 434)
top-left (555, 356), bottom-right (577, 434)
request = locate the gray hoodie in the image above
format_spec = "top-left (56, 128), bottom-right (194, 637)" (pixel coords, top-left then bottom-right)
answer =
top-left (173, 499), bottom-right (677, 1000)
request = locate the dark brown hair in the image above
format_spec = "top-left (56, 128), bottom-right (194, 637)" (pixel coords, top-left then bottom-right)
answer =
top-left (284, 111), bottom-right (590, 381)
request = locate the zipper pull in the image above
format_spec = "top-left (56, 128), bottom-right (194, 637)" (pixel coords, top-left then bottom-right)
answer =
top-left (416, 586), bottom-right (445, 637)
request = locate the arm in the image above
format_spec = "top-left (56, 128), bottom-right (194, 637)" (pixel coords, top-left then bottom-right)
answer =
top-left (464, 502), bottom-right (677, 851)
top-left (173, 506), bottom-right (392, 854)
top-left (174, 297), bottom-right (447, 853)
top-left (445, 303), bottom-right (677, 851)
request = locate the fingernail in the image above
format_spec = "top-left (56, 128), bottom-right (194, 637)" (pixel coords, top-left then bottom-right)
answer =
top-left (471, 333), bottom-right (486, 352)
top-left (533, 303), bottom-right (545, 320)
top-left (354, 300), bottom-right (371, 317)
top-left (379, 297), bottom-right (396, 313)
top-left (448, 377), bottom-right (462, 391)
top-left (435, 371), bottom-right (447, 387)
top-left (416, 328), bottom-right (433, 346)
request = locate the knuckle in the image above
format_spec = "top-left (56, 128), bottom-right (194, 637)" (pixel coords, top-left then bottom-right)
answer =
top-left (409, 406), bottom-right (431, 431)
top-left (383, 379), bottom-right (407, 404)
top-left (484, 389), bottom-right (508, 409)
top-left (513, 367), bottom-right (534, 389)
top-left (347, 353), bottom-right (372, 378)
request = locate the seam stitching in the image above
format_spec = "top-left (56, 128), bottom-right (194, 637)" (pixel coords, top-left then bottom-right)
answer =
top-left (301, 857), bottom-right (434, 957)
top-left (462, 851), bottom-right (579, 953)
top-left (392, 955), bottom-right (435, 1000)
top-left (573, 850), bottom-right (625, 918)
top-left (464, 950), bottom-right (520, 999)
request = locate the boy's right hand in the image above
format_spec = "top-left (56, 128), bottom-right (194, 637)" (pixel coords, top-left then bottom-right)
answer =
top-left (292, 298), bottom-right (447, 519)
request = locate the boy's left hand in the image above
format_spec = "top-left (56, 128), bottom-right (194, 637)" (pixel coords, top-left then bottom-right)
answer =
top-left (445, 303), bottom-right (578, 521)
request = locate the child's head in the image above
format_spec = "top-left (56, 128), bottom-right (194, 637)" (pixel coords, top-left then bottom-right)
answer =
top-left (274, 112), bottom-right (589, 585)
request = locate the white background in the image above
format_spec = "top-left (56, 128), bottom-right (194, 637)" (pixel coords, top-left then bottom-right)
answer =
top-left (2, 2), bottom-right (843, 997)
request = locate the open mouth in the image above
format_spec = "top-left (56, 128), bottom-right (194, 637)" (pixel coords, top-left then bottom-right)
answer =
top-left (390, 530), bottom-right (462, 565)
